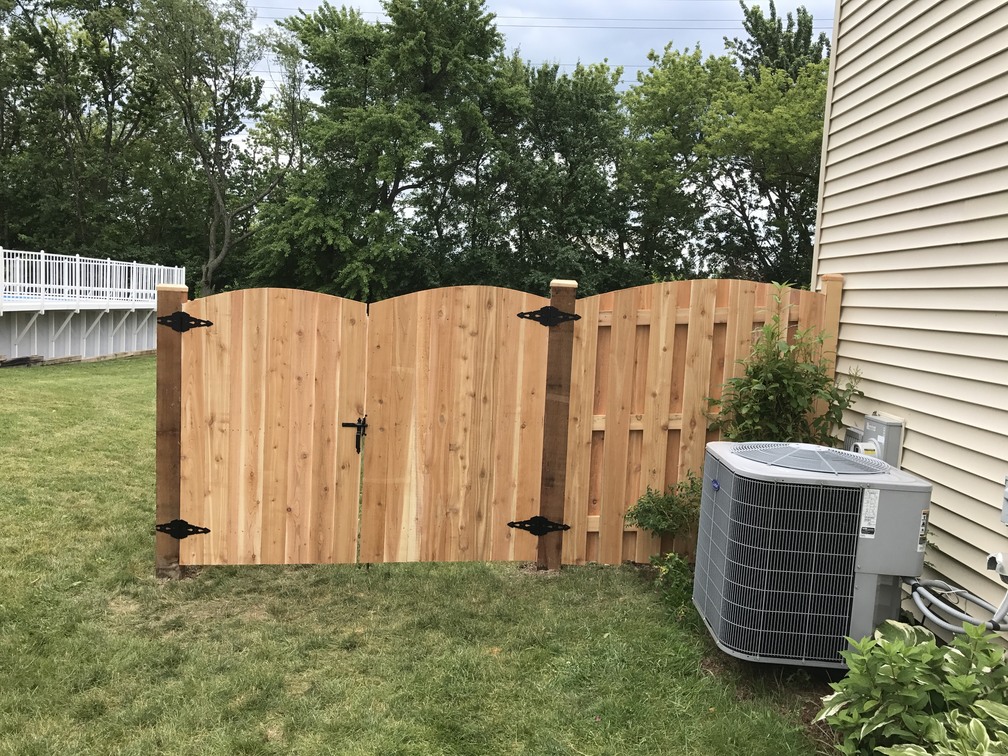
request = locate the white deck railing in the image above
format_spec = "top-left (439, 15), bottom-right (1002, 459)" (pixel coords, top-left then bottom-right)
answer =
top-left (0, 248), bottom-right (186, 313)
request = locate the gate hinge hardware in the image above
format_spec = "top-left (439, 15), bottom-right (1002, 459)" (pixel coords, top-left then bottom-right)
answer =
top-left (156, 518), bottom-right (210, 540)
top-left (157, 311), bottom-right (213, 333)
top-left (517, 306), bottom-right (580, 328)
top-left (342, 416), bottom-right (367, 454)
top-left (508, 516), bottom-right (570, 537)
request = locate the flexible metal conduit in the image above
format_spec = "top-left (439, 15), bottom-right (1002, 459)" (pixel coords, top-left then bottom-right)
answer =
top-left (903, 577), bottom-right (1008, 635)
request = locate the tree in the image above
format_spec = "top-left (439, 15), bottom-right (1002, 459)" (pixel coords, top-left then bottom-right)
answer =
top-left (725, 0), bottom-right (830, 80)
top-left (139, 0), bottom-right (301, 294)
top-left (0, 0), bottom-right (169, 256)
top-left (248, 0), bottom-right (507, 301)
top-left (694, 1), bottom-right (830, 283)
top-left (622, 46), bottom-right (736, 280)
top-left (698, 59), bottom-right (828, 283)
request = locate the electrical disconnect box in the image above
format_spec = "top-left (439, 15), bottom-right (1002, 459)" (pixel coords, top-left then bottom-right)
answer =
top-left (852, 412), bottom-right (905, 469)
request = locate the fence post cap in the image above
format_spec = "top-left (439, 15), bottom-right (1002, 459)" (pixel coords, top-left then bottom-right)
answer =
top-left (549, 279), bottom-right (578, 289)
top-left (157, 284), bottom-right (189, 293)
top-left (821, 274), bottom-right (844, 282)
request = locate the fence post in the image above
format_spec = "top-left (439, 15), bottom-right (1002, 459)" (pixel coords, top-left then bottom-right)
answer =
top-left (821, 274), bottom-right (844, 379)
top-left (155, 284), bottom-right (189, 578)
top-left (536, 279), bottom-right (578, 571)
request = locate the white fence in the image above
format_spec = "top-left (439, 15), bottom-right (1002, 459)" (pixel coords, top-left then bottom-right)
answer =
top-left (0, 248), bottom-right (186, 361)
top-left (0, 248), bottom-right (186, 313)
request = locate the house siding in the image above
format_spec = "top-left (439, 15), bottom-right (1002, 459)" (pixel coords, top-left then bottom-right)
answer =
top-left (813, 0), bottom-right (1008, 611)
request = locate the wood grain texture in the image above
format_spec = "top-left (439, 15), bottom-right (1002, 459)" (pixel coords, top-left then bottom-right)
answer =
top-left (155, 285), bottom-right (188, 577)
top-left (166, 280), bottom-right (837, 569)
top-left (363, 286), bottom-right (548, 564)
top-left (561, 295), bottom-right (599, 565)
top-left (178, 289), bottom-right (365, 565)
top-left (536, 281), bottom-right (577, 570)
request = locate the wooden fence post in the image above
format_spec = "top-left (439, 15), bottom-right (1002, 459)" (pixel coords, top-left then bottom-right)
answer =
top-left (155, 284), bottom-right (188, 578)
top-left (821, 274), bottom-right (844, 378)
top-left (536, 280), bottom-right (577, 571)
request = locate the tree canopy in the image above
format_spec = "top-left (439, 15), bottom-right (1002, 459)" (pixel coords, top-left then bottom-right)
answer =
top-left (0, 0), bottom-right (830, 297)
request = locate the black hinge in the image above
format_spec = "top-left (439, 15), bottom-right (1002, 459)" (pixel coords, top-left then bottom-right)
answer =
top-left (508, 516), bottom-right (570, 537)
top-left (156, 518), bottom-right (210, 539)
top-left (517, 305), bottom-right (580, 328)
top-left (157, 311), bottom-right (213, 333)
top-left (341, 416), bottom-right (367, 454)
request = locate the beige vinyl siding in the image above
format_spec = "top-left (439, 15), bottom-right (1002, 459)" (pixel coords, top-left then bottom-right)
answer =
top-left (815, 0), bottom-right (1008, 612)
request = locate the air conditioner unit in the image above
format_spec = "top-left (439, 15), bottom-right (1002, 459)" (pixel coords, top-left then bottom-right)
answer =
top-left (843, 425), bottom-right (863, 452)
top-left (693, 442), bottom-right (932, 669)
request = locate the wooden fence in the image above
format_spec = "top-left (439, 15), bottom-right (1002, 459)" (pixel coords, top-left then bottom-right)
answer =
top-left (155, 277), bottom-right (843, 575)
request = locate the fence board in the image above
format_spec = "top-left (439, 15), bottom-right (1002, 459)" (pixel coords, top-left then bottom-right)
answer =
top-left (562, 295), bottom-right (599, 565)
top-left (597, 288), bottom-right (638, 564)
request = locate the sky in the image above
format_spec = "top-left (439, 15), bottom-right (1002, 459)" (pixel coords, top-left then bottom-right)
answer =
top-left (249, 0), bottom-right (837, 93)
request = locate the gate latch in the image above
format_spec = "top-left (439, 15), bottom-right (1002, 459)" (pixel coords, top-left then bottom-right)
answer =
top-left (342, 416), bottom-right (367, 454)
top-left (508, 516), bottom-right (570, 537)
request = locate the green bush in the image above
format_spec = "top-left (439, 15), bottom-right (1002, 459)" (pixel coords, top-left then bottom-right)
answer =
top-left (624, 471), bottom-right (702, 539)
top-left (816, 621), bottom-right (1008, 755)
top-left (709, 286), bottom-right (862, 446)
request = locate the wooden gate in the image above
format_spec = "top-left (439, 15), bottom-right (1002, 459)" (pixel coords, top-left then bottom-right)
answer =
top-left (175, 289), bottom-right (366, 565)
top-left (360, 286), bottom-right (549, 563)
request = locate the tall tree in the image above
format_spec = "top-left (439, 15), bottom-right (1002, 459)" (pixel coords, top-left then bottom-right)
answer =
top-left (248, 0), bottom-right (505, 301)
top-left (0, 0), bottom-right (169, 256)
top-left (695, 1), bottom-right (830, 283)
top-left (725, 0), bottom-right (830, 80)
top-left (139, 0), bottom-right (301, 293)
top-left (622, 46), bottom-right (736, 280)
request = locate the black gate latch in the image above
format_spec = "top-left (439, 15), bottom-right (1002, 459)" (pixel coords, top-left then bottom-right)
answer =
top-left (508, 516), bottom-right (570, 537)
top-left (156, 518), bottom-right (210, 539)
top-left (157, 311), bottom-right (213, 333)
top-left (342, 416), bottom-right (367, 454)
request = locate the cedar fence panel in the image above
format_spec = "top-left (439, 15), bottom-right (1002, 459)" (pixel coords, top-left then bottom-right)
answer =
top-left (156, 278), bottom-right (842, 571)
top-left (561, 280), bottom-right (839, 565)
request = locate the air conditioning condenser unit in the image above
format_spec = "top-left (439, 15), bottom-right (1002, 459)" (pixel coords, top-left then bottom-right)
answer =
top-left (693, 442), bottom-right (932, 668)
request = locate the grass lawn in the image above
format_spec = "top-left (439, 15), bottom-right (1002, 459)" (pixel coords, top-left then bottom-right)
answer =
top-left (0, 355), bottom-right (835, 755)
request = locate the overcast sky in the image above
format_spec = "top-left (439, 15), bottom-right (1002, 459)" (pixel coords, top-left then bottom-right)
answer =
top-left (250, 0), bottom-right (837, 92)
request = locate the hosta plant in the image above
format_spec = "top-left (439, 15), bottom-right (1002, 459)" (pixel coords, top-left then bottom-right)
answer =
top-left (816, 620), bottom-right (1008, 755)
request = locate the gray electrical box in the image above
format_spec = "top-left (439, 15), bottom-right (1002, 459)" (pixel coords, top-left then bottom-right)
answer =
top-left (858, 413), bottom-right (905, 469)
top-left (1002, 475), bottom-right (1008, 525)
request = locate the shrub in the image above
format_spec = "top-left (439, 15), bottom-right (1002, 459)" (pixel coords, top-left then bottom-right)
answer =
top-left (709, 286), bottom-right (862, 446)
top-left (815, 620), bottom-right (1008, 755)
top-left (624, 471), bottom-right (702, 539)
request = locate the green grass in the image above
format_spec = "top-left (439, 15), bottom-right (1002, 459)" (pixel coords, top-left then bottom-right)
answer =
top-left (0, 356), bottom-right (832, 755)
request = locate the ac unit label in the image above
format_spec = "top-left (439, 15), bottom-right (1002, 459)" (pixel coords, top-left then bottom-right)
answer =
top-left (860, 489), bottom-right (880, 538)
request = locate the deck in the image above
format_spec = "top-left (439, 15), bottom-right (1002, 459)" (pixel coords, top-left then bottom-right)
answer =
top-left (0, 248), bottom-right (186, 360)
top-left (1, 248), bottom-right (185, 313)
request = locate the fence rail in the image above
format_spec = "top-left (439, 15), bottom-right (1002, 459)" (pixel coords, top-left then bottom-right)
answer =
top-left (0, 248), bottom-right (186, 313)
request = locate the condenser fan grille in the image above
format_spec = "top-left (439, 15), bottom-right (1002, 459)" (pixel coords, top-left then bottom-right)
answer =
top-left (718, 477), bottom-right (862, 664)
top-left (733, 442), bottom-right (889, 474)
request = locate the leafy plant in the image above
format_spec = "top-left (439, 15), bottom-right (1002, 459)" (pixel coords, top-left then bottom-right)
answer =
top-left (816, 621), bottom-right (1008, 755)
top-left (709, 285), bottom-right (862, 445)
top-left (649, 551), bottom-right (694, 615)
top-left (625, 470), bottom-right (702, 538)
